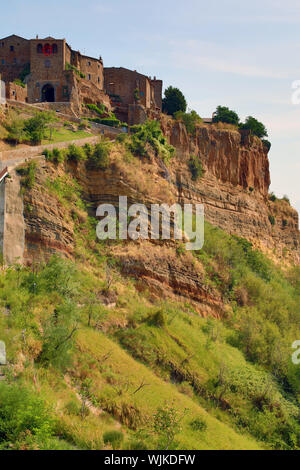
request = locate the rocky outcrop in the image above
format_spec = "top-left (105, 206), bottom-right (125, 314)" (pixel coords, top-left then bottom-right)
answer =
top-left (161, 120), bottom-right (300, 263)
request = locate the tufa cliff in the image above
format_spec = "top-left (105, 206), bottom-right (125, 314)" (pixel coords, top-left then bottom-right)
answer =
top-left (0, 120), bottom-right (295, 315)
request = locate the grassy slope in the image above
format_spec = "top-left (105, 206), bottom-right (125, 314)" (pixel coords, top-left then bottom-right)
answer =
top-left (0, 137), bottom-right (300, 450)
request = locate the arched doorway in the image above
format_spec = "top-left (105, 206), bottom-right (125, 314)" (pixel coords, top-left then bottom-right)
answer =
top-left (41, 84), bottom-right (55, 102)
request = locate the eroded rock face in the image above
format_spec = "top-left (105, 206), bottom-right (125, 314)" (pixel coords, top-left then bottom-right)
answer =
top-left (161, 119), bottom-right (270, 197)
top-left (21, 124), bottom-right (300, 273)
top-left (161, 120), bottom-right (299, 263)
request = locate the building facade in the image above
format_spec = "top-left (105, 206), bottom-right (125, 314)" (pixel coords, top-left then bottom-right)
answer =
top-left (0, 34), bottom-right (104, 105)
top-left (104, 67), bottom-right (162, 123)
top-left (0, 34), bottom-right (163, 124)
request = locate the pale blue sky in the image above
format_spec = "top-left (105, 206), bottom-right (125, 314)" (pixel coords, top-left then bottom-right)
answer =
top-left (2, 0), bottom-right (300, 214)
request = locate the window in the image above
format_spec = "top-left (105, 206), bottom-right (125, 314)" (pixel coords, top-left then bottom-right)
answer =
top-left (88, 61), bottom-right (91, 66)
top-left (13, 58), bottom-right (17, 64)
top-left (52, 44), bottom-right (58, 54)
top-left (10, 45), bottom-right (14, 52)
top-left (98, 77), bottom-right (100, 83)
top-left (37, 44), bottom-right (43, 53)
top-left (88, 74), bottom-right (91, 80)
top-left (45, 59), bottom-right (51, 68)
top-left (1, 59), bottom-right (5, 65)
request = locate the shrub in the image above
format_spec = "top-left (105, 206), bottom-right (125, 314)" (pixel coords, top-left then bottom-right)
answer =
top-left (86, 103), bottom-right (106, 115)
top-left (85, 141), bottom-right (111, 170)
top-left (66, 144), bottom-right (87, 163)
top-left (162, 86), bottom-right (187, 116)
top-left (103, 430), bottom-right (124, 450)
top-left (212, 106), bottom-right (240, 126)
top-left (0, 382), bottom-right (55, 450)
top-left (65, 62), bottom-right (86, 79)
top-left (188, 155), bottom-right (203, 180)
top-left (13, 79), bottom-right (26, 88)
top-left (89, 117), bottom-right (121, 128)
top-left (43, 148), bottom-right (64, 164)
top-left (128, 120), bottom-right (175, 163)
top-left (240, 116), bottom-right (268, 138)
top-left (269, 192), bottom-right (277, 202)
top-left (174, 110), bottom-right (202, 135)
top-left (189, 418), bottom-right (207, 432)
top-left (262, 139), bottom-right (271, 152)
top-left (38, 300), bottom-right (79, 370)
top-left (3, 117), bottom-right (25, 144)
top-left (147, 310), bottom-right (167, 328)
top-left (17, 161), bottom-right (37, 190)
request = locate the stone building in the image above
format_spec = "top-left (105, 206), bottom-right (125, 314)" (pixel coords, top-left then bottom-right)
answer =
top-left (104, 67), bottom-right (162, 124)
top-left (0, 34), bottom-right (106, 112)
top-left (0, 34), bottom-right (163, 124)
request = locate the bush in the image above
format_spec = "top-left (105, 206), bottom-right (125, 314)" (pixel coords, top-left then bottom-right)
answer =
top-left (43, 148), bottom-right (65, 164)
top-left (86, 103), bottom-right (106, 115)
top-left (262, 139), bottom-right (271, 152)
top-left (103, 430), bottom-right (124, 450)
top-left (127, 120), bottom-right (175, 163)
top-left (162, 86), bottom-right (187, 116)
top-left (85, 141), bottom-right (111, 170)
top-left (13, 79), bottom-right (26, 88)
top-left (4, 117), bottom-right (25, 144)
top-left (147, 310), bottom-right (167, 328)
top-left (212, 106), bottom-right (240, 126)
top-left (269, 192), bottom-right (277, 202)
top-left (66, 144), bottom-right (87, 163)
top-left (174, 110), bottom-right (202, 135)
top-left (189, 418), bottom-right (207, 432)
top-left (89, 117), bottom-right (121, 128)
top-left (240, 116), bottom-right (268, 138)
top-left (188, 155), bottom-right (203, 180)
top-left (17, 161), bottom-right (37, 190)
top-left (0, 382), bottom-right (55, 450)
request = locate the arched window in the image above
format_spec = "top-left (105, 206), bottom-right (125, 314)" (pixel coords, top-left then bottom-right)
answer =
top-left (52, 44), bottom-right (58, 54)
top-left (43, 44), bottom-right (51, 56)
top-left (37, 43), bottom-right (43, 53)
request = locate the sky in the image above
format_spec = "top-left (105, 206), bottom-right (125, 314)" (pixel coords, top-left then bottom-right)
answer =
top-left (1, 0), bottom-right (300, 214)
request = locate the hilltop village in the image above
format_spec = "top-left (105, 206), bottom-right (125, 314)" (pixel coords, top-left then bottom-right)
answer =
top-left (0, 34), bottom-right (162, 125)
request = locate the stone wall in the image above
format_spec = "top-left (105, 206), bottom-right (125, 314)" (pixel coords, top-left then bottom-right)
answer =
top-left (6, 82), bottom-right (27, 102)
top-left (0, 170), bottom-right (24, 264)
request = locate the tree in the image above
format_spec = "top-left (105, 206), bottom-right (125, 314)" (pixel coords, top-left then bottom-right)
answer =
top-left (24, 111), bottom-right (56, 145)
top-left (212, 105), bottom-right (240, 126)
top-left (153, 401), bottom-right (188, 450)
top-left (162, 86), bottom-right (187, 116)
top-left (240, 116), bottom-right (268, 138)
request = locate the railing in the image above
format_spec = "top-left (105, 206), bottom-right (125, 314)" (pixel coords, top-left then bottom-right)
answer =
top-left (0, 167), bottom-right (8, 183)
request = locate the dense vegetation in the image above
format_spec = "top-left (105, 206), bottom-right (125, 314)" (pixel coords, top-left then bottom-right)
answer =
top-left (162, 86), bottom-right (187, 116)
top-left (212, 106), bottom-right (240, 126)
